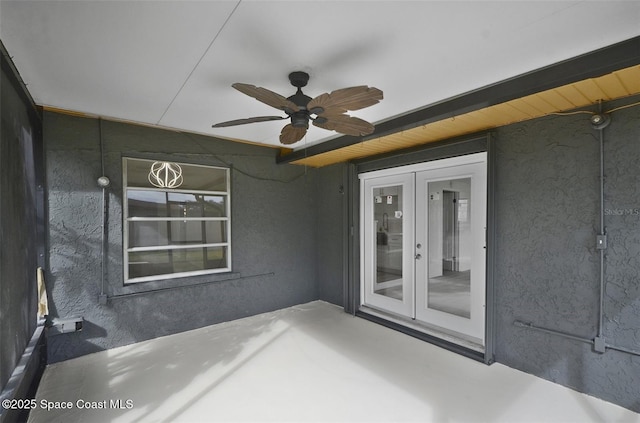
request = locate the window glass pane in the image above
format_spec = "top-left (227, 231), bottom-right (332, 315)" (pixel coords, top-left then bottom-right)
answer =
top-left (127, 190), bottom-right (226, 218)
top-left (128, 246), bottom-right (228, 279)
top-left (373, 185), bottom-right (404, 301)
top-left (128, 190), bottom-right (167, 217)
top-left (208, 221), bottom-right (227, 244)
top-left (167, 193), bottom-right (226, 218)
top-left (126, 158), bottom-right (227, 191)
top-left (129, 221), bottom-right (227, 247)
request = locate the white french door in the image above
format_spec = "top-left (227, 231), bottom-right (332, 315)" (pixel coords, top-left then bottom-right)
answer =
top-left (362, 172), bottom-right (415, 317)
top-left (361, 153), bottom-right (487, 346)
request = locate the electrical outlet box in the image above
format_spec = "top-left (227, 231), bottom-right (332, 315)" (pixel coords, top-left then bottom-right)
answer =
top-left (596, 235), bottom-right (607, 250)
top-left (594, 336), bottom-right (606, 353)
top-left (49, 316), bottom-right (83, 336)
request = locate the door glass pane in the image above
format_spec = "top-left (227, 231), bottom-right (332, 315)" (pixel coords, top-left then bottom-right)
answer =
top-left (373, 185), bottom-right (404, 300)
top-left (427, 178), bottom-right (471, 318)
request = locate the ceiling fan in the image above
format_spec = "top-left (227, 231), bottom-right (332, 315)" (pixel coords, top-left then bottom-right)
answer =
top-left (212, 71), bottom-right (383, 145)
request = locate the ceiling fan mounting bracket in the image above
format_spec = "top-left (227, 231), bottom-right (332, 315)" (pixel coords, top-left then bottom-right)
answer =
top-left (288, 71), bottom-right (309, 88)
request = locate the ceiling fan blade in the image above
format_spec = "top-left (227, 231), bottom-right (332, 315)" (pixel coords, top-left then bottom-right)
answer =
top-left (279, 124), bottom-right (307, 145)
top-left (313, 113), bottom-right (375, 137)
top-left (307, 86), bottom-right (383, 114)
top-left (232, 83), bottom-right (300, 114)
top-left (212, 115), bottom-right (287, 128)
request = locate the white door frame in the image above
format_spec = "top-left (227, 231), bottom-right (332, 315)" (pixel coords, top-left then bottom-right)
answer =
top-left (359, 152), bottom-right (487, 345)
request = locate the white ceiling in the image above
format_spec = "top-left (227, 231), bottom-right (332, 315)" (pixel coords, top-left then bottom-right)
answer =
top-left (1, 1), bottom-right (639, 150)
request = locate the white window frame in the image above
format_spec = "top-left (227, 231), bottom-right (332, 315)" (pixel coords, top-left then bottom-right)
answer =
top-left (123, 158), bottom-right (231, 283)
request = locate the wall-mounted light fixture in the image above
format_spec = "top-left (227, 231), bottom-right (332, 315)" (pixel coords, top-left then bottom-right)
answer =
top-left (148, 161), bottom-right (183, 188)
top-left (590, 113), bottom-right (610, 130)
top-left (97, 176), bottom-right (110, 187)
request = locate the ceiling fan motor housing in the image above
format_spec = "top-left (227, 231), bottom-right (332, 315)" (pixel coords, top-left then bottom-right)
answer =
top-left (290, 111), bottom-right (310, 128)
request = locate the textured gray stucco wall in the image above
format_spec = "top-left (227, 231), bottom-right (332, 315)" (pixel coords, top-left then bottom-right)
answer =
top-left (0, 64), bottom-right (40, 390)
top-left (494, 97), bottom-right (640, 412)
top-left (45, 112), bottom-right (318, 363)
top-left (316, 163), bottom-right (346, 306)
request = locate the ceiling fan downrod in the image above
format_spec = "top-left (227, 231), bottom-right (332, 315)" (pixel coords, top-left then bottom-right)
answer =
top-left (287, 72), bottom-right (314, 128)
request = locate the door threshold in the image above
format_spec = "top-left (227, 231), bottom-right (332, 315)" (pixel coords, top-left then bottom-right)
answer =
top-left (357, 306), bottom-right (489, 363)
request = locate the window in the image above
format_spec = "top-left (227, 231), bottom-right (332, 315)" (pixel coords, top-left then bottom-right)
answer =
top-left (123, 158), bottom-right (231, 283)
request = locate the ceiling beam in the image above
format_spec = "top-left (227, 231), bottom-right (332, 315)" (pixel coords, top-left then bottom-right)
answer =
top-left (277, 36), bottom-right (640, 165)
